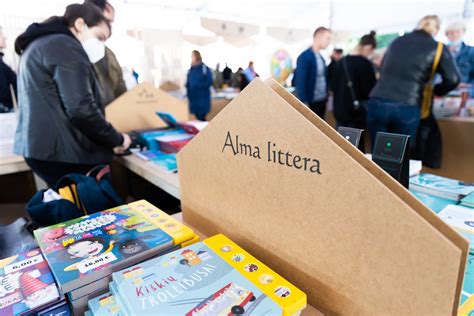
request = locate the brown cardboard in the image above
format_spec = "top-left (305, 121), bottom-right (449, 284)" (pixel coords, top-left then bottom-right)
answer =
top-left (105, 82), bottom-right (188, 133)
top-left (177, 78), bottom-right (469, 315)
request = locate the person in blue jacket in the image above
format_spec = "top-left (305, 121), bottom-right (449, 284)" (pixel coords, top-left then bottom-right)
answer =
top-left (186, 50), bottom-right (213, 121)
top-left (294, 27), bottom-right (332, 119)
top-left (445, 21), bottom-right (474, 85)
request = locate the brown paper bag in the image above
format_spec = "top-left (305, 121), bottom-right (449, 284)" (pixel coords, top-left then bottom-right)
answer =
top-left (177, 78), bottom-right (468, 315)
top-left (106, 82), bottom-right (188, 133)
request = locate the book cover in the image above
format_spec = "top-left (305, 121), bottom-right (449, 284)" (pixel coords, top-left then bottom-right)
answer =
top-left (127, 200), bottom-right (195, 245)
top-left (410, 191), bottom-right (454, 214)
top-left (409, 173), bottom-right (474, 201)
top-left (151, 153), bottom-right (177, 171)
top-left (461, 192), bottom-right (474, 208)
top-left (437, 205), bottom-right (474, 250)
top-left (88, 292), bottom-right (122, 316)
top-left (134, 150), bottom-right (165, 161)
top-left (35, 299), bottom-right (71, 316)
top-left (112, 234), bottom-right (306, 315)
top-left (34, 206), bottom-right (175, 293)
top-left (0, 249), bottom-right (61, 316)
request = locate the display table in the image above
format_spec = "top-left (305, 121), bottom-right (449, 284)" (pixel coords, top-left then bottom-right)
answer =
top-left (423, 116), bottom-right (474, 182)
top-left (0, 155), bottom-right (29, 176)
top-left (171, 212), bottom-right (324, 316)
top-left (115, 155), bottom-right (180, 199)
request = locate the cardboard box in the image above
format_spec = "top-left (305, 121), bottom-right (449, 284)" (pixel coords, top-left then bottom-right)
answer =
top-left (105, 82), bottom-right (188, 133)
top-left (178, 78), bottom-right (468, 315)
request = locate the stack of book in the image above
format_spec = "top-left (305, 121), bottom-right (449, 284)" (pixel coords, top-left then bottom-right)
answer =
top-left (0, 249), bottom-right (70, 315)
top-left (409, 173), bottom-right (474, 202)
top-left (437, 204), bottom-right (474, 251)
top-left (34, 200), bottom-right (198, 315)
top-left (84, 234), bottom-right (307, 316)
top-left (461, 192), bottom-right (474, 208)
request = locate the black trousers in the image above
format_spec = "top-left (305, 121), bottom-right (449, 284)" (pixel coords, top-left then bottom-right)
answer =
top-left (25, 158), bottom-right (97, 187)
top-left (309, 100), bottom-right (327, 119)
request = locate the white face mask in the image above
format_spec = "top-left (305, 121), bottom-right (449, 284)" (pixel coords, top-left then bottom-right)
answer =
top-left (80, 26), bottom-right (105, 63)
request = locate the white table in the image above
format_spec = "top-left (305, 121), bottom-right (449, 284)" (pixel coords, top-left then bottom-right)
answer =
top-left (0, 155), bottom-right (29, 176)
top-left (116, 155), bottom-right (180, 199)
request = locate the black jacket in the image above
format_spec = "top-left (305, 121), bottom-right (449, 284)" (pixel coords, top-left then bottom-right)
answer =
top-left (370, 30), bottom-right (460, 106)
top-left (0, 53), bottom-right (16, 112)
top-left (332, 55), bottom-right (376, 126)
top-left (14, 18), bottom-right (123, 164)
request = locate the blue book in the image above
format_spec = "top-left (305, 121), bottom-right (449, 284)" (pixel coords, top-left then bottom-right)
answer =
top-left (152, 153), bottom-right (177, 171)
top-left (34, 206), bottom-right (174, 293)
top-left (410, 191), bottom-right (454, 214)
top-left (36, 299), bottom-right (71, 316)
top-left (409, 173), bottom-right (474, 201)
top-left (88, 292), bottom-right (122, 316)
top-left (111, 234), bottom-right (306, 315)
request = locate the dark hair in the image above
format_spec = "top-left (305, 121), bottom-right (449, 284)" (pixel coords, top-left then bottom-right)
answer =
top-left (192, 50), bottom-right (202, 62)
top-left (63, 3), bottom-right (110, 32)
top-left (359, 31), bottom-right (377, 48)
top-left (85, 0), bottom-right (114, 11)
top-left (333, 48), bottom-right (343, 54)
top-left (313, 26), bottom-right (331, 37)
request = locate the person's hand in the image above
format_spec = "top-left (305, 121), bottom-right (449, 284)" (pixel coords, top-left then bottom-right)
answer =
top-left (121, 133), bottom-right (132, 150)
top-left (114, 134), bottom-right (131, 154)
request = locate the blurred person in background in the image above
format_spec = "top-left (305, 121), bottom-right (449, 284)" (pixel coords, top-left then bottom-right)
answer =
top-left (213, 63), bottom-right (224, 90)
top-left (327, 48), bottom-right (343, 90)
top-left (233, 67), bottom-right (249, 91)
top-left (14, 3), bottom-right (131, 186)
top-left (244, 61), bottom-right (258, 82)
top-left (294, 26), bottom-right (332, 119)
top-left (86, 0), bottom-right (127, 105)
top-left (445, 21), bottom-right (474, 85)
top-left (332, 31), bottom-right (377, 130)
top-left (222, 63), bottom-right (232, 86)
top-left (368, 15), bottom-right (460, 153)
top-left (186, 50), bottom-right (213, 121)
top-left (0, 28), bottom-right (17, 113)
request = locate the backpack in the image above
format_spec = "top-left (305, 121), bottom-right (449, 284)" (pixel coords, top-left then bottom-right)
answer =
top-left (26, 165), bottom-right (123, 227)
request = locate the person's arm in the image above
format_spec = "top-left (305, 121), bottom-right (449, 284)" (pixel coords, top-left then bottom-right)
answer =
top-left (52, 59), bottom-right (123, 149)
top-left (295, 54), bottom-right (309, 104)
top-left (434, 46), bottom-right (461, 96)
top-left (361, 59), bottom-right (377, 99)
top-left (106, 47), bottom-right (127, 97)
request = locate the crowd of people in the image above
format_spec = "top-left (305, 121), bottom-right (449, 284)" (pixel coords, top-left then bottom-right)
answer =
top-left (0, 1), bottom-right (472, 187)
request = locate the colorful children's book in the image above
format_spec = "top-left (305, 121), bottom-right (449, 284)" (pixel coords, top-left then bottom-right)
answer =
top-left (88, 292), bottom-right (122, 316)
top-left (151, 153), bottom-right (177, 171)
top-left (111, 234), bottom-right (306, 316)
top-left (437, 204), bottom-right (474, 250)
top-left (34, 205), bottom-right (177, 293)
top-left (409, 173), bottom-right (474, 201)
top-left (35, 299), bottom-right (71, 316)
top-left (0, 249), bottom-right (61, 316)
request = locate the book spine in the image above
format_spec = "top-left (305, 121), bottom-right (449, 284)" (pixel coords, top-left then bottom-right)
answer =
top-left (110, 281), bottom-right (131, 316)
top-left (127, 200), bottom-right (194, 244)
top-left (204, 234), bottom-right (307, 316)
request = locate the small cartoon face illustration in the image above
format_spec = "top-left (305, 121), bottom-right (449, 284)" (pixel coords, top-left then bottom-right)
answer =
top-left (244, 264), bottom-right (259, 273)
top-left (232, 254), bottom-right (245, 262)
top-left (43, 228), bottom-right (64, 243)
top-left (118, 239), bottom-right (149, 258)
top-left (66, 238), bottom-right (105, 259)
top-left (23, 284), bottom-right (59, 309)
top-left (259, 274), bottom-right (274, 284)
top-left (221, 246), bottom-right (232, 252)
top-left (274, 286), bottom-right (291, 298)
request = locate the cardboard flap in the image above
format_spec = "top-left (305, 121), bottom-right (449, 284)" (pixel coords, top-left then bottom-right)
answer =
top-left (178, 78), bottom-right (468, 315)
top-left (105, 82), bottom-right (188, 133)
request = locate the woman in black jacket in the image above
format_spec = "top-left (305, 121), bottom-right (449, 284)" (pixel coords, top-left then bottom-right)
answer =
top-left (368, 15), bottom-right (460, 150)
top-left (331, 31), bottom-right (377, 129)
top-left (14, 3), bottom-right (130, 186)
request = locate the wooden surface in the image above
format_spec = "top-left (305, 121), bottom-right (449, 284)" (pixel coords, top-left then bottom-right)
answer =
top-left (423, 116), bottom-right (474, 182)
top-left (0, 155), bottom-right (29, 176)
top-left (116, 155), bottom-right (180, 199)
top-left (171, 212), bottom-right (324, 316)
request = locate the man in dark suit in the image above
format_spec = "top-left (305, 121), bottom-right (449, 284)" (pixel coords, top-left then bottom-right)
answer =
top-left (294, 27), bottom-right (332, 119)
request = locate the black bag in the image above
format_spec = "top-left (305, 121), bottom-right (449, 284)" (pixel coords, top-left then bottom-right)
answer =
top-left (26, 165), bottom-right (123, 227)
top-left (414, 113), bottom-right (442, 169)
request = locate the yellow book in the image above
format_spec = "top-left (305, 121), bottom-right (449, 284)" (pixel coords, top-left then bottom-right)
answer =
top-left (127, 200), bottom-right (195, 245)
